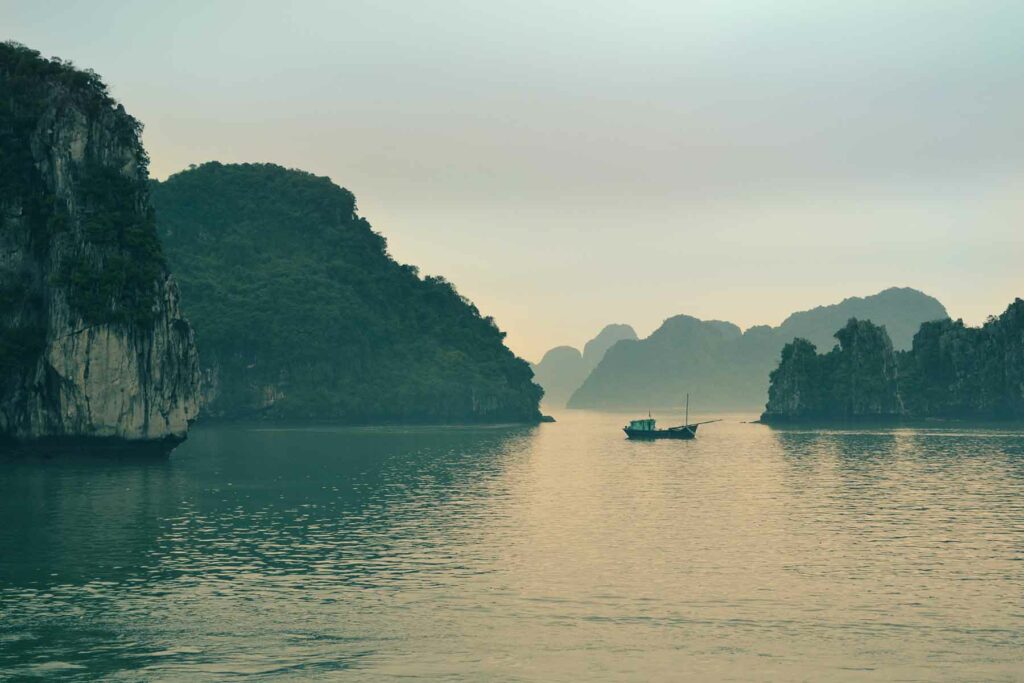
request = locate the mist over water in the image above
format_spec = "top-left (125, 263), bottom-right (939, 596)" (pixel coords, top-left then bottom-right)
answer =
top-left (2, 414), bottom-right (1023, 680)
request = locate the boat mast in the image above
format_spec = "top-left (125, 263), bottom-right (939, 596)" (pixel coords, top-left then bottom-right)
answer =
top-left (685, 393), bottom-right (689, 426)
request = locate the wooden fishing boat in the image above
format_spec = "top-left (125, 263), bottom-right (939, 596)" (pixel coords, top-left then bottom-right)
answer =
top-left (623, 394), bottom-right (719, 440)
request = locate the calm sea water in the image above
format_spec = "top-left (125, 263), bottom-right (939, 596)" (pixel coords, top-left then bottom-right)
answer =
top-left (1, 411), bottom-right (1023, 681)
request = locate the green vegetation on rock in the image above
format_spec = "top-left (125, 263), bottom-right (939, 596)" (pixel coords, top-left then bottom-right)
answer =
top-left (762, 299), bottom-right (1024, 422)
top-left (0, 41), bottom-right (164, 329)
top-left (0, 41), bottom-right (199, 442)
top-left (764, 319), bottom-right (901, 421)
top-left (899, 300), bottom-right (1024, 419)
top-left (151, 162), bottom-right (542, 423)
top-left (57, 164), bottom-right (166, 325)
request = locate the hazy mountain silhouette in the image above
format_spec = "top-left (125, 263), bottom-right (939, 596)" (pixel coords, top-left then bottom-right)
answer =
top-left (531, 346), bottom-right (586, 408)
top-left (533, 324), bottom-right (637, 407)
top-left (771, 288), bottom-right (948, 351)
top-left (567, 288), bottom-right (948, 412)
top-left (583, 324), bottom-right (639, 369)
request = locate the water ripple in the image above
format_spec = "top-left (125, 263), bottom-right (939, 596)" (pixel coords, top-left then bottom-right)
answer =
top-left (1, 416), bottom-right (1023, 680)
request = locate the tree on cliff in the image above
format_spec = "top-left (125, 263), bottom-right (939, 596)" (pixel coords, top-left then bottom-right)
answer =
top-left (766, 338), bottom-right (826, 417)
top-left (829, 319), bottom-right (902, 417)
top-left (899, 299), bottom-right (1024, 419)
top-left (764, 319), bottom-right (900, 421)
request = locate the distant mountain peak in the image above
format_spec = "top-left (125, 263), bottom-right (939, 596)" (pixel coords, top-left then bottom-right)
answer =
top-left (533, 323), bottom-right (638, 408)
top-left (539, 346), bottom-right (583, 364)
top-left (583, 324), bottom-right (638, 369)
top-left (650, 315), bottom-right (742, 342)
top-left (778, 287), bottom-right (947, 350)
top-left (595, 323), bottom-right (636, 336)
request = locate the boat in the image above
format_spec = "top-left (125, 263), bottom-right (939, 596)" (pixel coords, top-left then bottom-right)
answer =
top-left (623, 394), bottom-right (720, 440)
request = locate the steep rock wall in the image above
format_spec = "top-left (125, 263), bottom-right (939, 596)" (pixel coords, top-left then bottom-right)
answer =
top-left (0, 43), bottom-right (200, 442)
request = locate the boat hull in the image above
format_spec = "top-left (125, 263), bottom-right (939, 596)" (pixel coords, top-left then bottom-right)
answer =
top-left (623, 425), bottom-right (697, 440)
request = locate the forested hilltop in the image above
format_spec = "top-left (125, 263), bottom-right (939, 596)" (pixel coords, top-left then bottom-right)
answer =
top-left (151, 162), bottom-right (542, 423)
top-left (762, 299), bottom-right (1024, 422)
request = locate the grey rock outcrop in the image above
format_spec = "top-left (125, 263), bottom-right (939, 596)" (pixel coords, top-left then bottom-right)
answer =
top-left (0, 42), bottom-right (200, 442)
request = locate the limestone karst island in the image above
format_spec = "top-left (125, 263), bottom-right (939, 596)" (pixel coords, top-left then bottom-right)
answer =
top-left (0, 43), bottom-right (199, 445)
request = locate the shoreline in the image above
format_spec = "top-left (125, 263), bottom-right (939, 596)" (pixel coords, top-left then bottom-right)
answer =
top-left (758, 415), bottom-right (1024, 428)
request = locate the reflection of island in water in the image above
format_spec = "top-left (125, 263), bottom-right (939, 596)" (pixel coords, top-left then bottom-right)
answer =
top-left (0, 423), bottom-right (537, 678)
top-left (0, 440), bottom-right (185, 588)
top-left (770, 423), bottom-right (1024, 513)
top-left (0, 424), bottom-right (533, 591)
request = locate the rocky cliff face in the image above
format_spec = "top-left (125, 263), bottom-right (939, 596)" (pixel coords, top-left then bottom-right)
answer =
top-left (760, 338), bottom-right (825, 419)
top-left (0, 43), bottom-right (200, 442)
top-left (899, 299), bottom-right (1024, 419)
top-left (762, 319), bottom-right (902, 422)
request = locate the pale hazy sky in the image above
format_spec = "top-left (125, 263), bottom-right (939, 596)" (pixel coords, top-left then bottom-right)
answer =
top-left (5, 1), bottom-right (1022, 360)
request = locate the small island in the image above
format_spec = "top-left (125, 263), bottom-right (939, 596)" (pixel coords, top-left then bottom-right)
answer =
top-left (761, 299), bottom-right (1024, 423)
top-left (151, 162), bottom-right (544, 425)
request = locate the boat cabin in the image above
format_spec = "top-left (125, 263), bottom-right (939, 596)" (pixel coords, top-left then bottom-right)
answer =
top-left (628, 418), bottom-right (657, 432)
